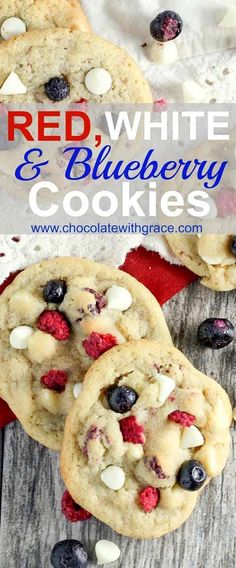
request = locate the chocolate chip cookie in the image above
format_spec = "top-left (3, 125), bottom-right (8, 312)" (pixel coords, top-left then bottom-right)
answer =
top-left (0, 257), bottom-right (171, 450)
top-left (61, 340), bottom-right (232, 539)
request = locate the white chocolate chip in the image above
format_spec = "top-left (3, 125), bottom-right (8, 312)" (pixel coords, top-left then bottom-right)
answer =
top-left (101, 465), bottom-right (125, 490)
top-left (0, 71), bottom-right (27, 95)
top-left (183, 80), bottom-right (205, 103)
top-left (150, 41), bottom-right (178, 65)
top-left (27, 330), bottom-right (57, 363)
top-left (126, 443), bottom-right (144, 461)
top-left (73, 383), bottom-right (83, 399)
top-left (181, 425), bottom-right (204, 449)
top-left (153, 372), bottom-right (175, 404)
top-left (85, 68), bottom-right (112, 95)
top-left (218, 7), bottom-right (236, 28)
top-left (95, 540), bottom-right (121, 565)
top-left (1, 17), bottom-right (26, 40)
top-left (106, 285), bottom-right (132, 311)
top-left (9, 325), bottom-right (33, 349)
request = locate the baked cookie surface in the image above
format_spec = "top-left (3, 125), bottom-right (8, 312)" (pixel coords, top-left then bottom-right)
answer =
top-left (0, 257), bottom-right (171, 450)
top-left (0, 0), bottom-right (90, 39)
top-left (0, 28), bottom-right (152, 103)
top-left (61, 340), bottom-right (232, 539)
top-left (166, 234), bottom-right (236, 291)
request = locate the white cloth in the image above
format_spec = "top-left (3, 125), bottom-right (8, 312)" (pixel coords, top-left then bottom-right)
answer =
top-left (1, 0), bottom-right (236, 283)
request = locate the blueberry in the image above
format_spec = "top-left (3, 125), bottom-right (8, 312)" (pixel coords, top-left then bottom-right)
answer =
top-left (230, 235), bottom-right (236, 256)
top-left (50, 540), bottom-right (87, 568)
top-left (45, 76), bottom-right (70, 101)
top-left (150, 10), bottom-right (183, 42)
top-left (107, 385), bottom-right (138, 413)
top-left (177, 460), bottom-right (206, 491)
top-left (197, 318), bottom-right (234, 349)
top-left (43, 279), bottom-right (67, 304)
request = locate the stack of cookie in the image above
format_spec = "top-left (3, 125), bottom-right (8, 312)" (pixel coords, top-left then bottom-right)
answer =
top-left (0, 256), bottom-right (232, 539)
top-left (0, 0), bottom-right (152, 102)
top-left (0, 0), bottom-right (233, 542)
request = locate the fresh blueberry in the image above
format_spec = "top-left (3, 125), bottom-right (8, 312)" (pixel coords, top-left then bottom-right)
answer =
top-left (197, 318), bottom-right (234, 349)
top-left (230, 236), bottom-right (236, 256)
top-left (43, 279), bottom-right (67, 304)
top-left (45, 76), bottom-right (70, 101)
top-left (177, 460), bottom-right (206, 491)
top-left (50, 540), bottom-right (88, 568)
top-left (107, 385), bottom-right (138, 413)
top-left (150, 10), bottom-right (183, 42)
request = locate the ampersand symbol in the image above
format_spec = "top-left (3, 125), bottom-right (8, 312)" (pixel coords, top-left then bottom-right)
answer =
top-left (15, 148), bottom-right (49, 181)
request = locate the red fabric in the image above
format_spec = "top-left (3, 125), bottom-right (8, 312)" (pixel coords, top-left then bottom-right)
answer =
top-left (0, 247), bottom-right (197, 429)
top-left (122, 247), bottom-right (197, 305)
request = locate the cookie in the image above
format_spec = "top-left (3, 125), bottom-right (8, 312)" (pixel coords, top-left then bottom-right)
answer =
top-left (166, 235), bottom-right (236, 291)
top-left (0, 28), bottom-right (152, 102)
top-left (0, 257), bottom-right (171, 450)
top-left (0, 0), bottom-right (90, 40)
top-left (61, 340), bottom-right (232, 539)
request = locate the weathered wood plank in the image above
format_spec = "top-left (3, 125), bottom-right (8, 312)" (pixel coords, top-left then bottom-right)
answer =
top-left (0, 282), bottom-right (235, 568)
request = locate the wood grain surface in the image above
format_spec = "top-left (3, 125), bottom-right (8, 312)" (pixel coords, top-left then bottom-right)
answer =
top-left (0, 282), bottom-right (235, 568)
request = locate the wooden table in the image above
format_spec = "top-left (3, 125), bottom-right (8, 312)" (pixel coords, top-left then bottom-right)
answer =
top-left (0, 281), bottom-right (235, 568)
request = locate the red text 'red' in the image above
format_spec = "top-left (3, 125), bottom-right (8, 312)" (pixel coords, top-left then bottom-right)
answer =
top-left (7, 111), bottom-right (91, 142)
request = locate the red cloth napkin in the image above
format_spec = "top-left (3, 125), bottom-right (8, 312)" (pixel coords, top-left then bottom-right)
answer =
top-left (0, 247), bottom-right (197, 428)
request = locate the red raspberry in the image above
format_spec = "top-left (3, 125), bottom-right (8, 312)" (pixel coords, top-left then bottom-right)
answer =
top-left (77, 98), bottom-right (88, 105)
top-left (138, 487), bottom-right (160, 513)
top-left (82, 332), bottom-right (118, 359)
top-left (61, 490), bottom-right (92, 522)
top-left (119, 415), bottom-right (145, 444)
top-left (168, 410), bottom-right (196, 427)
top-left (153, 99), bottom-right (168, 112)
top-left (40, 370), bottom-right (68, 392)
top-left (37, 310), bottom-right (70, 341)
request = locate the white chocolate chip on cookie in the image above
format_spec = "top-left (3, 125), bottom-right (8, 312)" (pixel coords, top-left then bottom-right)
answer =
top-left (101, 465), bottom-right (125, 490)
top-left (27, 330), bottom-right (57, 362)
top-left (73, 383), bottom-right (83, 399)
top-left (153, 372), bottom-right (175, 404)
top-left (85, 68), bottom-right (112, 95)
top-left (106, 285), bottom-right (132, 311)
top-left (9, 325), bottom-right (33, 349)
top-left (1, 17), bottom-right (26, 40)
top-left (0, 71), bottom-right (27, 95)
top-left (181, 425), bottom-right (204, 449)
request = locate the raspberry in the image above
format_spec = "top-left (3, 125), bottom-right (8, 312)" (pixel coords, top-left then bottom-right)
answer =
top-left (138, 487), bottom-right (160, 513)
top-left (119, 415), bottom-right (145, 444)
top-left (83, 288), bottom-right (107, 315)
top-left (153, 99), bottom-right (168, 112)
top-left (37, 310), bottom-right (70, 341)
top-left (83, 425), bottom-right (103, 455)
top-left (146, 457), bottom-right (168, 479)
top-left (40, 370), bottom-right (68, 392)
top-left (61, 490), bottom-right (92, 522)
top-left (77, 98), bottom-right (88, 105)
top-left (216, 188), bottom-right (236, 218)
top-left (168, 410), bottom-right (196, 427)
top-left (82, 332), bottom-right (118, 359)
